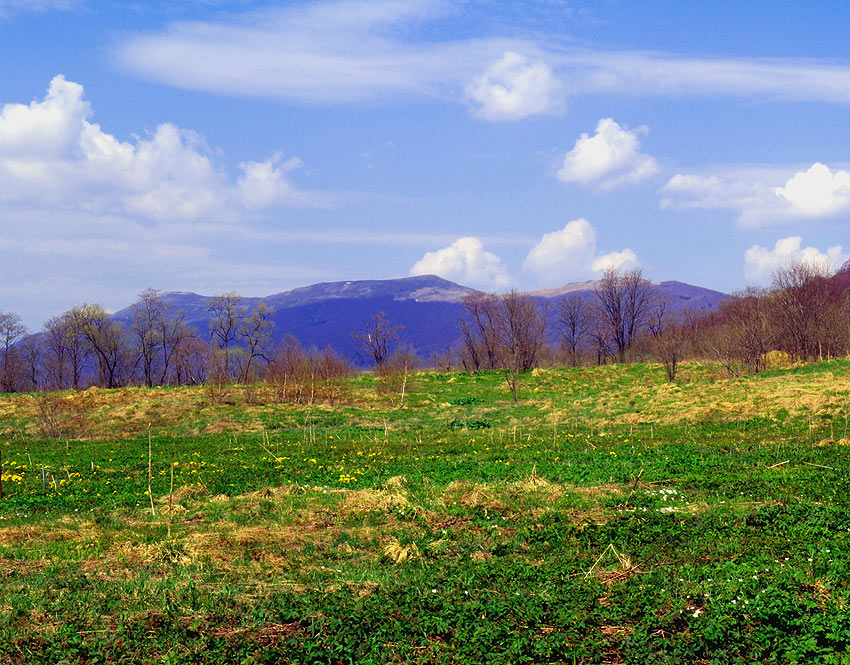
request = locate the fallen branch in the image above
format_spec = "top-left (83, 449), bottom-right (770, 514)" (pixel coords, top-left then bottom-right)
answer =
top-left (803, 462), bottom-right (837, 471)
top-left (766, 460), bottom-right (790, 469)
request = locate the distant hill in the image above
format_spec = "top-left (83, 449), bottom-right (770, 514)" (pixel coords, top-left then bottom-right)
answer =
top-left (112, 275), bottom-right (727, 364)
top-left (527, 279), bottom-right (726, 313)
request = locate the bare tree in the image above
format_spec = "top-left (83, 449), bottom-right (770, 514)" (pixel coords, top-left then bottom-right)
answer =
top-left (316, 346), bottom-right (353, 406)
top-left (646, 296), bottom-right (670, 338)
top-left (709, 288), bottom-right (775, 375)
top-left (556, 294), bottom-right (587, 367)
top-left (19, 334), bottom-right (43, 391)
top-left (494, 290), bottom-right (547, 404)
top-left (594, 267), bottom-right (652, 363)
top-left (128, 287), bottom-right (195, 386)
top-left (652, 315), bottom-right (689, 382)
top-left (770, 260), bottom-right (832, 362)
top-left (266, 334), bottom-right (307, 403)
top-left (352, 311), bottom-right (402, 368)
top-left (458, 292), bottom-right (500, 372)
top-left (130, 288), bottom-right (167, 387)
top-left (378, 344), bottom-right (419, 407)
top-left (207, 292), bottom-right (246, 380)
top-left (172, 334), bottom-right (209, 385)
top-left (42, 311), bottom-right (89, 390)
top-left (72, 304), bottom-right (134, 388)
top-left (0, 311), bottom-right (26, 392)
top-left (587, 306), bottom-right (611, 365)
top-left (157, 310), bottom-right (194, 385)
top-left (238, 301), bottom-right (274, 382)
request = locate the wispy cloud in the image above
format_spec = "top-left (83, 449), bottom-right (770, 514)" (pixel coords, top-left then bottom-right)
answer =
top-left (115, 0), bottom-right (850, 115)
top-left (0, 0), bottom-right (77, 19)
top-left (116, 0), bottom-right (518, 104)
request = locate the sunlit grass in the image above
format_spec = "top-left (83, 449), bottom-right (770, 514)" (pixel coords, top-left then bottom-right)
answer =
top-left (2, 360), bottom-right (850, 663)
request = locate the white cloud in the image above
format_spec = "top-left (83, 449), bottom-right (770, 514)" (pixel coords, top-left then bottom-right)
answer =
top-left (557, 118), bottom-right (658, 188)
top-left (465, 51), bottom-right (564, 121)
top-left (116, 0), bottom-right (515, 106)
top-left (591, 249), bottom-right (639, 273)
top-left (410, 237), bottom-right (512, 289)
top-left (0, 75), bottom-right (316, 222)
top-left (662, 162), bottom-right (850, 226)
top-left (744, 236), bottom-right (848, 282)
top-left (774, 163), bottom-right (850, 218)
top-left (523, 218), bottom-right (638, 283)
top-left (564, 50), bottom-right (850, 104)
top-left (115, 1), bottom-right (850, 111)
top-left (237, 154), bottom-right (304, 210)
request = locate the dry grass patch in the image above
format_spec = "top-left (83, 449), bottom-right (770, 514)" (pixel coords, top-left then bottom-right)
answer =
top-left (341, 488), bottom-right (412, 516)
top-left (588, 544), bottom-right (643, 586)
top-left (570, 484), bottom-right (621, 500)
top-left (0, 524), bottom-right (85, 544)
top-left (157, 485), bottom-right (208, 504)
top-left (0, 557), bottom-right (49, 577)
top-left (511, 468), bottom-right (561, 496)
top-left (382, 537), bottom-right (421, 564)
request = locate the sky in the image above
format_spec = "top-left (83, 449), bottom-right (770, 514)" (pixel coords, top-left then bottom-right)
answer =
top-left (1, 0), bottom-right (850, 329)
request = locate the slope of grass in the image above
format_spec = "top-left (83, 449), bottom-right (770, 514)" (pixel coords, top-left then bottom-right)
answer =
top-left (2, 361), bottom-right (850, 663)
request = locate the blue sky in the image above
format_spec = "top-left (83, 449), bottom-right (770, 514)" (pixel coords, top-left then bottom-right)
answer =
top-left (1, 0), bottom-right (849, 329)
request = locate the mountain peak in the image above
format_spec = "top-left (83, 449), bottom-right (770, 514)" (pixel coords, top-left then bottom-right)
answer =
top-left (264, 275), bottom-right (475, 308)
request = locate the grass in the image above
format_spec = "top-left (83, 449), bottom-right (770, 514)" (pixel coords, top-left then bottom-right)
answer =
top-left (2, 360), bottom-right (850, 663)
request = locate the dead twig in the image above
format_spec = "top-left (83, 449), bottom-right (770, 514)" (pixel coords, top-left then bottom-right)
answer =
top-left (623, 468), bottom-right (644, 508)
top-left (148, 424), bottom-right (155, 517)
top-left (803, 462), bottom-right (836, 471)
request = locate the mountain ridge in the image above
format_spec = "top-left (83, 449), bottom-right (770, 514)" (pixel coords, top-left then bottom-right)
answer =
top-left (112, 275), bottom-right (727, 362)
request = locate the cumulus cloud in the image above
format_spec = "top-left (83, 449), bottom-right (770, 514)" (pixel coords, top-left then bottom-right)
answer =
top-left (465, 51), bottom-right (564, 121)
top-left (774, 163), bottom-right (850, 218)
top-left (662, 162), bottom-right (850, 226)
top-left (557, 118), bottom-right (658, 189)
top-left (237, 154), bottom-right (304, 210)
top-left (409, 237), bottom-right (512, 289)
top-left (0, 75), bottom-right (315, 222)
top-left (744, 236), bottom-right (848, 282)
top-left (591, 249), bottom-right (639, 273)
top-left (523, 219), bottom-right (638, 283)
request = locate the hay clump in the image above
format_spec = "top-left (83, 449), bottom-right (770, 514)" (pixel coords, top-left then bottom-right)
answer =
top-left (382, 538), bottom-right (420, 564)
top-left (382, 475), bottom-right (408, 491)
top-left (157, 485), bottom-right (207, 504)
top-left (149, 540), bottom-right (192, 565)
top-left (342, 488), bottom-right (412, 515)
top-left (512, 467), bottom-right (559, 494)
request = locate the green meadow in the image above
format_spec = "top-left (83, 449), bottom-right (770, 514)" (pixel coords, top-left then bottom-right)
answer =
top-left (2, 360), bottom-right (850, 664)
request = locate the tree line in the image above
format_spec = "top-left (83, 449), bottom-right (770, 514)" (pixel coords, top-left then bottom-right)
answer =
top-left (1, 259), bottom-right (848, 401)
top-left (0, 290), bottom-right (292, 393)
top-left (456, 259), bottom-right (850, 386)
